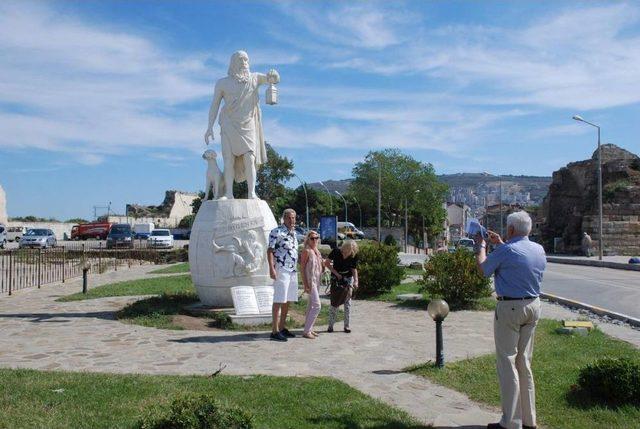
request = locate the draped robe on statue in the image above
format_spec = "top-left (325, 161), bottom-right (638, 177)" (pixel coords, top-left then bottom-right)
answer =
top-left (217, 73), bottom-right (268, 183)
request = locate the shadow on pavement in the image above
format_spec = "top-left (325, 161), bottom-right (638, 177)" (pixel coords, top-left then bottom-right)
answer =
top-left (169, 332), bottom-right (271, 344)
top-left (0, 311), bottom-right (116, 322)
top-left (371, 369), bottom-right (405, 375)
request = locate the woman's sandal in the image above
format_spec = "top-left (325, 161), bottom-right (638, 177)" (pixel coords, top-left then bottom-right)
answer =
top-left (302, 332), bottom-right (316, 339)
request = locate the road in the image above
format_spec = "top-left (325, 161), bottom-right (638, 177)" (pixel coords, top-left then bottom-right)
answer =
top-left (543, 263), bottom-right (640, 320)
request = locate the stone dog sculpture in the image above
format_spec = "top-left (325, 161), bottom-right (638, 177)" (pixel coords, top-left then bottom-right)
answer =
top-left (203, 149), bottom-right (224, 200)
top-left (204, 50), bottom-right (279, 200)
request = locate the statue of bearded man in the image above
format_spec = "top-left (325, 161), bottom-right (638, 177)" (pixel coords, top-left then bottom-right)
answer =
top-left (204, 50), bottom-right (280, 199)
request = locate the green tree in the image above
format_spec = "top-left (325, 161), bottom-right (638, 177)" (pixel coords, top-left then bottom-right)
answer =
top-left (178, 214), bottom-right (195, 228)
top-left (350, 149), bottom-right (448, 244)
top-left (287, 185), bottom-right (335, 228)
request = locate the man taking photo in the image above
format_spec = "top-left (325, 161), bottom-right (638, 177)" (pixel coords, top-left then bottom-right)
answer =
top-left (475, 211), bottom-right (546, 429)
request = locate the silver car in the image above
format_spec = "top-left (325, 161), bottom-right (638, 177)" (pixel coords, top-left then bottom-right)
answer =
top-left (19, 228), bottom-right (57, 249)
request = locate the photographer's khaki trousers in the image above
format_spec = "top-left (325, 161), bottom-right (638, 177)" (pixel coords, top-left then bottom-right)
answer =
top-left (494, 298), bottom-right (541, 429)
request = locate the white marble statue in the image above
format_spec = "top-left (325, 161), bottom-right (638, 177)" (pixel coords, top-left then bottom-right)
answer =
top-left (204, 50), bottom-right (280, 200)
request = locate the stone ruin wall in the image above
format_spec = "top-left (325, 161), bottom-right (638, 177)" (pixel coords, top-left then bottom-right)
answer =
top-left (541, 144), bottom-right (640, 255)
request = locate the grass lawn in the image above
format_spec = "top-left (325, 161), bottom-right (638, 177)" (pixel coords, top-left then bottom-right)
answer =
top-left (0, 369), bottom-right (427, 429)
top-left (58, 274), bottom-right (342, 331)
top-left (403, 267), bottom-right (425, 276)
top-left (57, 275), bottom-right (193, 302)
top-left (407, 319), bottom-right (640, 429)
top-left (148, 262), bottom-right (190, 274)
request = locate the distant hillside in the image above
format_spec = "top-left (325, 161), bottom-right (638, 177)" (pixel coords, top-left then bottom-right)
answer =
top-left (307, 173), bottom-right (552, 206)
top-left (308, 179), bottom-right (352, 194)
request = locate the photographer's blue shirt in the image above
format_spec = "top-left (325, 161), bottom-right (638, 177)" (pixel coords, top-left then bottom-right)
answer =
top-left (480, 236), bottom-right (546, 298)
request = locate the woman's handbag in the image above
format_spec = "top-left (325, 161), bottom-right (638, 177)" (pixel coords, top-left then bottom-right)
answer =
top-left (329, 274), bottom-right (353, 307)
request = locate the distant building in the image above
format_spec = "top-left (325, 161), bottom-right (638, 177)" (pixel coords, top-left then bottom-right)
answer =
top-left (447, 202), bottom-right (471, 242)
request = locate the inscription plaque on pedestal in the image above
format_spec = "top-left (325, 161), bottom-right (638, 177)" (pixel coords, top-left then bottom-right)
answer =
top-left (231, 286), bottom-right (259, 316)
top-left (254, 286), bottom-right (274, 314)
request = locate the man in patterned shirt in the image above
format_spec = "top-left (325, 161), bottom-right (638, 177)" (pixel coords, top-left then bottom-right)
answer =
top-left (268, 208), bottom-right (299, 341)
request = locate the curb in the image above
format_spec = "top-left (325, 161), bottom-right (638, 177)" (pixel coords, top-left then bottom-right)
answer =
top-left (541, 292), bottom-right (640, 328)
top-left (547, 257), bottom-right (640, 271)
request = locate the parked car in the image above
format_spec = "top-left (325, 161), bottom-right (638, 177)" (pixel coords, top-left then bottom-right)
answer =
top-left (148, 229), bottom-right (174, 249)
top-left (106, 224), bottom-right (134, 249)
top-left (456, 238), bottom-right (475, 252)
top-left (19, 229), bottom-right (57, 249)
top-left (6, 226), bottom-right (27, 242)
top-left (170, 228), bottom-right (191, 240)
top-left (338, 222), bottom-right (365, 239)
top-left (0, 224), bottom-right (6, 249)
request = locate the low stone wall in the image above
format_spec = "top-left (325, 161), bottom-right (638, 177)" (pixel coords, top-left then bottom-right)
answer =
top-left (7, 221), bottom-right (74, 240)
top-left (583, 211), bottom-right (640, 256)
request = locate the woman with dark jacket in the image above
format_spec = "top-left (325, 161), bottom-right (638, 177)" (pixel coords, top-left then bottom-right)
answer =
top-left (325, 240), bottom-right (359, 333)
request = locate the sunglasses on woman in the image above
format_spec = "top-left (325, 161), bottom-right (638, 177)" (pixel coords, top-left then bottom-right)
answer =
top-left (310, 236), bottom-right (320, 240)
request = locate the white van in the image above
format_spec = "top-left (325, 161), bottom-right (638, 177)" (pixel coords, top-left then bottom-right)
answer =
top-left (337, 222), bottom-right (365, 239)
top-left (0, 224), bottom-right (6, 249)
top-left (7, 226), bottom-right (27, 242)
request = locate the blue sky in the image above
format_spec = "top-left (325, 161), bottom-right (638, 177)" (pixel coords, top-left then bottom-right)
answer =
top-left (1, 0), bottom-right (640, 220)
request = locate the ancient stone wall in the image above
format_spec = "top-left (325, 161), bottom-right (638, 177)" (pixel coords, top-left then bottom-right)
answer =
top-left (541, 144), bottom-right (640, 255)
top-left (125, 190), bottom-right (198, 227)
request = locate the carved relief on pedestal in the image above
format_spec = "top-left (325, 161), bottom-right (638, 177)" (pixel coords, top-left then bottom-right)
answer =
top-left (212, 229), bottom-right (265, 278)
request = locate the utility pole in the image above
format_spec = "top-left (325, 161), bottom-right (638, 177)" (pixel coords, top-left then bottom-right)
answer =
top-left (499, 176), bottom-right (503, 236)
top-left (377, 159), bottom-right (382, 242)
top-left (404, 197), bottom-right (408, 253)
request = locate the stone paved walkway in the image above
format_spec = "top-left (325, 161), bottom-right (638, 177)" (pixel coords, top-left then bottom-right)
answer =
top-left (1, 266), bottom-right (639, 428)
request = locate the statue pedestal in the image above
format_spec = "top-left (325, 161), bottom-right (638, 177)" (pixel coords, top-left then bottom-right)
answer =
top-left (189, 199), bottom-right (277, 307)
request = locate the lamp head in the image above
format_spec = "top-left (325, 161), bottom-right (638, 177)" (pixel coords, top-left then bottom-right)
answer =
top-left (427, 299), bottom-right (450, 321)
top-left (573, 115), bottom-right (584, 122)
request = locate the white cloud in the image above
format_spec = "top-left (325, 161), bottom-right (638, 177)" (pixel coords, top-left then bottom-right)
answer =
top-left (0, 2), bottom-right (213, 163)
top-left (286, 3), bottom-right (640, 111)
top-left (277, 1), bottom-right (415, 50)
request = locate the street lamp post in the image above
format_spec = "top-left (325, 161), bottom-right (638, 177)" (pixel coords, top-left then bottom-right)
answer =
top-left (290, 171), bottom-right (309, 229)
top-left (404, 197), bottom-right (408, 253)
top-left (573, 115), bottom-right (604, 260)
top-left (499, 175), bottom-right (503, 237)
top-left (427, 299), bottom-right (450, 368)
top-left (318, 181), bottom-right (334, 215)
top-left (377, 159), bottom-right (382, 242)
top-left (334, 191), bottom-right (348, 223)
top-left (415, 189), bottom-right (424, 252)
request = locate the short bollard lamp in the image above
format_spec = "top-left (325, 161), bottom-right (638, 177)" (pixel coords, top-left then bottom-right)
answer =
top-left (427, 299), bottom-right (449, 368)
top-left (82, 261), bottom-right (91, 294)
